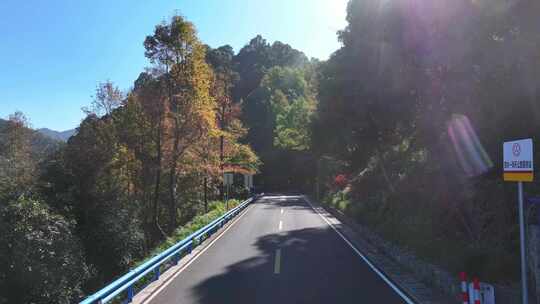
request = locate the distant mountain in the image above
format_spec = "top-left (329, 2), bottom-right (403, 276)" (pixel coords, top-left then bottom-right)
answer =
top-left (37, 128), bottom-right (76, 142)
top-left (0, 119), bottom-right (61, 157)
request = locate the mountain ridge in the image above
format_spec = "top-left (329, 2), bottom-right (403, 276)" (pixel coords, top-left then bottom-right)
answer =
top-left (0, 118), bottom-right (61, 156)
top-left (37, 128), bottom-right (76, 142)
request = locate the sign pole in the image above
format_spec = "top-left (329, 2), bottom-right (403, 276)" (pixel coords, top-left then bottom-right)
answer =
top-left (518, 181), bottom-right (528, 304)
top-left (503, 138), bottom-right (533, 304)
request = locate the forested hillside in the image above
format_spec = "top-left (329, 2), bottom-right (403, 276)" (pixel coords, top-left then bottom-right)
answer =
top-left (0, 117), bottom-right (61, 157)
top-left (3, 0), bottom-right (540, 302)
top-left (0, 16), bottom-right (259, 303)
top-left (313, 0), bottom-right (540, 284)
top-left (226, 36), bottom-right (319, 191)
top-left (0, 15), bottom-right (315, 303)
top-left (37, 128), bottom-right (76, 142)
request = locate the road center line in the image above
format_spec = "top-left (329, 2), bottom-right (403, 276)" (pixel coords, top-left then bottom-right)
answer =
top-left (278, 220), bottom-right (283, 231)
top-left (274, 249), bottom-right (281, 274)
top-left (281, 208), bottom-right (284, 214)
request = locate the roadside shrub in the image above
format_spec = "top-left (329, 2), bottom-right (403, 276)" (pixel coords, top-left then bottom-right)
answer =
top-left (0, 196), bottom-right (89, 304)
top-left (333, 174), bottom-right (348, 190)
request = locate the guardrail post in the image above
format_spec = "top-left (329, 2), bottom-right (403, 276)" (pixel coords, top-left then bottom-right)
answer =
top-left (127, 285), bottom-right (134, 303)
top-left (153, 266), bottom-right (160, 281)
top-left (187, 241), bottom-right (193, 254)
top-left (173, 252), bottom-right (180, 265)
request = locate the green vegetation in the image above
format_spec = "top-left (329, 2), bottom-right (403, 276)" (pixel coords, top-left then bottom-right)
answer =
top-left (144, 200), bottom-right (240, 260)
top-left (0, 16), bottom-right (259, 303)
top-left (3, 1), bottom-right (540, 302)
top-left (0, 12), bottom-right (319, 303)
top-left (122, 199), bottom-right (240, 299)
top-left (238, 40), bottom-right (319, 191)
top-left (0, 196), bottom-right (88, 304)
top-left (313, 0), bottom-right (540, 284)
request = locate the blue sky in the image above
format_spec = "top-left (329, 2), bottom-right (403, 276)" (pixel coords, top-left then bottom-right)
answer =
top-left (0, 0), bottom-right (347, 131)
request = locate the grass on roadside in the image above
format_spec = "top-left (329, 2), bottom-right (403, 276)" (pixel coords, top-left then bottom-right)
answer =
top-left (111, 199), bottom-right (242, 303)
top-left (322, 190), bottom-right (520, 284)
top-left (148, 199), bottom-right (241, 256)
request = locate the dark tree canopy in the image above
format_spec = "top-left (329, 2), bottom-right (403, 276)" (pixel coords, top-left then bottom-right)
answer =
top-left (5, 2), bottom-right (540, 302)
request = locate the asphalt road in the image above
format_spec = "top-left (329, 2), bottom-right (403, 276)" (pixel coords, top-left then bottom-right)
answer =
top-left (146, 195), bottom-right (411, 304)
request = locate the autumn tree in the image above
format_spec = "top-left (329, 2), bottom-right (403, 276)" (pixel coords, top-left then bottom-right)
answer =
top-left (144, 15), bottom-right (217, 232)
top-left (132, 71), bottom-right (169, 239)
top-left (0, 112), bottom-right (35, 196)
top-left (85, 80), bottom-right (124, 117)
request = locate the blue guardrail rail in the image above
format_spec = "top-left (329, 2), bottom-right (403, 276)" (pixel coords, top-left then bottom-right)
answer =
top-left (79, 196), bottom-right (257, 304)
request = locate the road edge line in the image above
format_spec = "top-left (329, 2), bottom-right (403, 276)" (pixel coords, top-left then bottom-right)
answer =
top-left (139, 204), bottom-right (254, 304)
top-left (304, 197), bottom-right (416, 304)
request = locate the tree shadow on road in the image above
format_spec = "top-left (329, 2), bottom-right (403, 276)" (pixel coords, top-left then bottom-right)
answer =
top-left (191, 225), bottom-right (407, 304)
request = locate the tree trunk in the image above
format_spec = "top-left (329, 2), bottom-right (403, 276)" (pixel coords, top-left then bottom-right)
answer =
top-left (367, 110), bottom-right (395, 194)
top-left (166, 65), bottom-right (179, 234)
top-left (204, 176), bottom-right (208, 213)
top-left (168, 121), bottom-right (181, 233)
top-left (220, 134), bottom-right (225, 206)
top-left (152, 107), bottom-right (166, 240)
top-left (376, 147), bottom-right (395, 193)
top-left (168, 167), bottom-right (178, 233)
top-left (316, 157), bottom-right (321, 201)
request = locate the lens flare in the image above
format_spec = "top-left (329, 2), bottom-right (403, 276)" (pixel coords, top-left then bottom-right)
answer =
top-left (447, 114), bottom-right (493, 177)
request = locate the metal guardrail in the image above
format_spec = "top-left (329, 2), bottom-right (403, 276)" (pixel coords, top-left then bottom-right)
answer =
top-left (79, 196), bottom-right (256, 304)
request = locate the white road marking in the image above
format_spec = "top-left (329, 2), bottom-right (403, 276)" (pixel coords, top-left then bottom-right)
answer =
top-left (264, 195), bottom-right (303, 199)
top-left (274, 249), bottom-right (281, 274)
top-left (278, 220), bottom-right (283, 231)
top-left (140, 205), bottom-right (253, 304)
top-left (304, 197), bottom-right (416, 304)
top-left (281, 208), bottom-right (284, 214)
